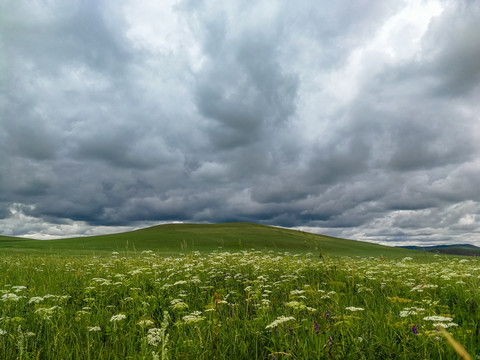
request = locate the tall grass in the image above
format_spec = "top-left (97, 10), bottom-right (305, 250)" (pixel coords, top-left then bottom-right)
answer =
top-left (0, 250), bottom-right (478, 359)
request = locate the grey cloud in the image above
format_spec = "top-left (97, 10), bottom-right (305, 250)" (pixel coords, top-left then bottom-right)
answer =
top-left (422, 1), bottom-right (480, 97)
top-left (430, 161), bottom-right (480, 202)
top-left (1, 0), bottom-right (130, 76)
top-left (285, 0), bottom-right (402, 69)
top-left (306, 136), bottom-right (371, 184)
top-left (386, 115), bottom-right (475, 171)
top-left (0, 204), bottom-right (11, 220)
top-left (1, 105), bottom-right (57, 161)
top-left (188, 2), bottom-right (299, 150)
top-left (194, 46), bottom-right (298, 150)
top-left (73, 127), bottom-right (178, 170)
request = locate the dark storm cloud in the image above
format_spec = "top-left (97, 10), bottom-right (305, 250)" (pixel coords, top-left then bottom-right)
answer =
top-left (422, 2), bottom-right (480, 97)
top-left (1, 0), bottom-right (130, 75)
top-left (1, 0), bottom-right (480, 245)
top-left (192, 17), bottom-right (298, 149)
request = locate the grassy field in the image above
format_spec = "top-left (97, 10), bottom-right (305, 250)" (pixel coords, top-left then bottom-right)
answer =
top-left (1, 223), bottom-right (476, 359)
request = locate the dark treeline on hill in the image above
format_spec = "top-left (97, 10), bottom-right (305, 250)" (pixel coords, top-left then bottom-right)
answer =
top-left (398, 244), bottom-right (480, 257)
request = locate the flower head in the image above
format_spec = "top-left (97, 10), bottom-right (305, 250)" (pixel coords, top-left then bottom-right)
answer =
top-left (345, 306), bottom-right (364, 312)
top-left (266, 316), bottom-right (295, 330)
top-left (147, 328), bottom-right (163, 346)
top-left (110, 314), bottom-right (127, 322)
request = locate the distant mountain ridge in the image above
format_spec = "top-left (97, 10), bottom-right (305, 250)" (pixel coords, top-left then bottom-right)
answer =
top-left (398, 244), bottom-right (480, 256)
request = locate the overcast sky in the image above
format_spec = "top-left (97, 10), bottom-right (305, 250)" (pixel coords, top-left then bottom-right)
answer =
top-left (1, 0), bottom-right (479, 246)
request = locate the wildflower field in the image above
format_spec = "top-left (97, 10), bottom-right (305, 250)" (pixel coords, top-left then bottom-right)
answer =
top-left (1, 250), bottom-right (480, 359)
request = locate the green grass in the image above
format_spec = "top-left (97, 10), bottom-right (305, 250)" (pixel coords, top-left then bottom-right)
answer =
top-left (3, 223), bottom-right (463, 359)
top-left (0, 251), bottom-right (477, 359)
top-left (0, 222), bottom-right (425, 258)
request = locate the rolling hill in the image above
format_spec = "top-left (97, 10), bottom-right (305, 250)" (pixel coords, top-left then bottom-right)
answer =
top-left (399, 244), bottom-right (480, 256)
top-left (0, 222), bottom-right (428, 258)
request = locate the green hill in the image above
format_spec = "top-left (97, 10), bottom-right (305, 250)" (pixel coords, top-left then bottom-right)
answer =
top-left (0, 222), bottom-right (426, 258)
top-left (400, 244), bottom-right (480, 257)
top-left (0, 235), bottom-right (31, 243)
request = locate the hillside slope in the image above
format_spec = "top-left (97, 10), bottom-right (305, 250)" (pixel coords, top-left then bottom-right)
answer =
top-left (399, 244), bottom-right (480, 256)
top-left (0, 222), bottom-right (426, 257)
top-left (0, 235), bottom-right (30, 242)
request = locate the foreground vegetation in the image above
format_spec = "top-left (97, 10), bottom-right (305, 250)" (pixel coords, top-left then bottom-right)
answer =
top-left (1, 249), bottom-right (479, 359)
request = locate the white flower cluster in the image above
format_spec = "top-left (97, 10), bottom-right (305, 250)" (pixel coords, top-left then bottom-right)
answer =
top-left (34, 306), bottom-right (62, 320)
top-left (110, 314), bottom-right (127, 322)
top-left (345, 306), bottom-right (364, 312)
top-left (433, 322), bottom-right (458, 328)
top-left (1, 293), bottom-right (23, 302)
top-left (423, 315), bottom-right (453, 322)
top-left (286, 301), bottom-right (306, 310)
top-left (147, 328), bottom-right (163, 346)
top-left (29, 297), bottom-right (44, 304)
top-left (410, 284), bottom-right (438, 292)
top-left (137, 319), bottom-right (155, 327)
top-left (182, 311), bottom-right (205, 324)
top-left (290, 290), bottom-right (305, 295)
top-left (170, 299), bottom-right (188, 310)
top-left (399, 307), bottom-right (425, 317)
top-left (265, 316), bottom-right (295, 329)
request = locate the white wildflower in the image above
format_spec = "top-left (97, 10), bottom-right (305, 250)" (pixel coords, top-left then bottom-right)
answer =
top-left (34, 306), bottom-right (61, 319)
top-left (290, 289), bottom-right (304, 295)
top-left (433, 322), bottom-right (458, 328)
top-left (137, 319), bottom-right (155, 327)
top-left (1, 293), bottom-right (21, 302)
top-left (399, 307), bottom-right (425, 317)
top-left (29, 297), bottom-right (44, 304)
top-left (34, 306), bottom-right (61, 315)
top-left (12, 286), bottom-right (27, 293)
top-left (411, 284), bottom-right (438, 292)
top-left (147, 328), bottom-right (163, 346)
top-left (110, 314), bottom-right (127, 322)
top-left (182, 312), bottom-right (205, 324)
top-left (345, 306), bottom-right (364, 312)
top-left (286, 301), bottom-right (306, 310)
top-left (400, 310), bottom-right (415, 317)
top-left (171, 301), bottom-right (188, 311)
top-left (266, 316), bottom-right (295, 329)
top-left (423, 315), bottom-right (453, 322)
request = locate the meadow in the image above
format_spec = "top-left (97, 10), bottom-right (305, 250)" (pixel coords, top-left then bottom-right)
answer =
top-left (1, 248), bottom-right (479, 359)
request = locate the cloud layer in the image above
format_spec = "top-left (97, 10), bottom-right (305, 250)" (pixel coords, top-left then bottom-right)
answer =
top-left (1, 0), bottom-right (479, 245)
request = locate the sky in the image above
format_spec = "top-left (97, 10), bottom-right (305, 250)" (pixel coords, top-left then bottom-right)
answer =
top-left (1, 0), bottom-right (479, 246)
